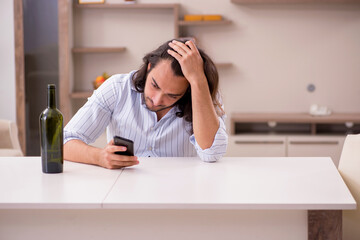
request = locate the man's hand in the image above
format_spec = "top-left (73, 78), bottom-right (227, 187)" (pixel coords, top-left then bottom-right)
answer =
top-left (97, 139), bottom-right (139, 169)
top-left (167, 39), bottom-right (220, 150)
top-left (167, 40), bottom-right (207, 86)
top-left (64, 139), bottom-right (139, 169)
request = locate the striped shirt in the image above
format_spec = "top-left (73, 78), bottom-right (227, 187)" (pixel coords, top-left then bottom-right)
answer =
top-left (64, 71), bottom-right (228, 162)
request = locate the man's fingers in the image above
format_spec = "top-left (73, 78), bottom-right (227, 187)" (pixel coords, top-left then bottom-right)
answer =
top-left (169, 40), bottom-right (190, 55)
top-left (100, 141), bottom-right (138, 169)
top-left (105, 160), bottom-right (139, 169)
top-left (108, 145), bottom-right (127, 153)
top-left (185, 40), bottom-right (199, 53)
top-left (110, 154), bottom-right (138, 162)
top-left (111, 160), bottom-right (139, 168)
top-left (105, 156), bottom-right (139, 169)
top-left (109, 158), bottom-right (139, 169)
top-left (167, 49), bottom-right (182, 62)
top-left (107, 139), bottom-right (127, 152)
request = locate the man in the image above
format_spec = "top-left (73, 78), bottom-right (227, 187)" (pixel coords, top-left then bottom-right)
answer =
top-left (64, 39), bottom-right (228, 169)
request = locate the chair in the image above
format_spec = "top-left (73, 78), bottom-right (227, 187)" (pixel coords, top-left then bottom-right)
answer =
top-left (338, 134), bottom-right (360, 240)
top-left (0, 119), bottom-right (23, 156)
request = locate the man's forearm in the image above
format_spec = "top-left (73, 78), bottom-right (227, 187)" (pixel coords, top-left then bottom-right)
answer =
top-left (64, 139), bottom-right (101, 166)
top-left (166, 39), bottom-right (221, 150)
top-left (191, 78), bottom-right (220, 150)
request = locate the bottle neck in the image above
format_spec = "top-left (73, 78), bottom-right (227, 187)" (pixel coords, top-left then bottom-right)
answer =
top-left (47, 87), bottom-right (56, 109)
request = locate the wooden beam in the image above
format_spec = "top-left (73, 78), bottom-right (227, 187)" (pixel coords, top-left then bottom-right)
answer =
top-left (173, 4), bottom-right (180, 38)
top-left (58, 0), bottom-right (71, 124)
top-left (75, 3), bottom-right (178, 9)
top-left (14, 0), bottom-right (26, 155)
top-left (72, 47), bottom-right (126, 53)
top-left (308, 210), bottom-right (342, 240)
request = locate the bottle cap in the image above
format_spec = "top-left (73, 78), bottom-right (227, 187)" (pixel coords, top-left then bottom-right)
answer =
top-left (48, 84), bottom-right (56, 89)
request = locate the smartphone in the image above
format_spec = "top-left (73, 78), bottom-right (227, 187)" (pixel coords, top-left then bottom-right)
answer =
top-left (113, 136), bottom-right (134, 156)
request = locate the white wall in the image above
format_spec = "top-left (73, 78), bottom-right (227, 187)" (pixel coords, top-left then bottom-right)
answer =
top-left (96, 0), bottom-right (360, 127)
top-left (0, 0), bottom-right (16, 122)
top-left (1, 0), bottom-right (360, 127)
top-left (174, 1), bottom-right (360, 116)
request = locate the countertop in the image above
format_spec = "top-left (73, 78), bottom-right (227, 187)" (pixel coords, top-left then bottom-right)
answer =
top-left (0, 157), bottom-right (356, 210)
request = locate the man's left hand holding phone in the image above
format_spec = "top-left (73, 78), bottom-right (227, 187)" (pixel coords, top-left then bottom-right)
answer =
top-left (97, 136), bottom-right (138, 169)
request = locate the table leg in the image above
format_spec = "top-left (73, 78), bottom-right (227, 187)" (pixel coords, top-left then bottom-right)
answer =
top-left (308, 210), bottom-right (342, 240)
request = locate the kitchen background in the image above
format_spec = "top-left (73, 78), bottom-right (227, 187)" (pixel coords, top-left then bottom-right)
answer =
top-left (1, 0), bottom-right (360, 156)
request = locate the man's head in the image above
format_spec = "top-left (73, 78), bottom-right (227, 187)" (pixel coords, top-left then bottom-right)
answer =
top-left (143, 59), bottom-right (189, 113)
top-left (132, 38), bottom-right (223, 129)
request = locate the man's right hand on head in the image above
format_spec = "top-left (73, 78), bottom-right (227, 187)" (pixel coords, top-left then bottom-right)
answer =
top-left (98, 140), bottom-right (139, 169)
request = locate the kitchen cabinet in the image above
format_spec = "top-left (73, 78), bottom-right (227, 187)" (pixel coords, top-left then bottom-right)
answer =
top-left (287, 135), bottom-right (345, 167)
top-left (228, 113), bottom-right (360, 166)
top-left (227, 134), bottom-right (345, 166)
top-left (226, 135), bottom-right (287, 157)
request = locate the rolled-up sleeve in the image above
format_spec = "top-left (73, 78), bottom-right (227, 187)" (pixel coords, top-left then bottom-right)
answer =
top-left (189, 116), bottom-right (228, 163)
top-left (64, 77), bottom-right (117, 145)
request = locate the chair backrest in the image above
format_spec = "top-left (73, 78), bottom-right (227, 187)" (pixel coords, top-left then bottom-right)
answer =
top-left (338, 134), bottom-right (360, 240)
top-left (0, 120), bottom-right (23, 156)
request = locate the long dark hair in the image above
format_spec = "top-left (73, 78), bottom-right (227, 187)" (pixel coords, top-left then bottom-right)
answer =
top-left (132, 38), bottom-right (224, 133)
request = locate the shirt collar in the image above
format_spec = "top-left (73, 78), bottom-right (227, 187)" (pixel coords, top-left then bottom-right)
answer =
top-left (129, 70), bottom-right (138, 92)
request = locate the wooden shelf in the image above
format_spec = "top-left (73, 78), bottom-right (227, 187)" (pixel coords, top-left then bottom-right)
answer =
top-left (59, 1), bottom-right (231, 122)
top-left (179, 20), bottom-right (232, 26)
top-left (68, 64), bottom-right (231, 100)
top-left (230, 0), bottom-right (310, 3)
top-left (76, 3), bottom-right (179, 9)
top-left (72, 47), bottom-right (126, 53)
top-left (231, 113), bottom-right (360, 124)
top-left (231, 0), bottom-right (360, 3)
top-left (231, 112), bottom-right (360, 135)
top-left (70, 91), bottom-right (93, 99)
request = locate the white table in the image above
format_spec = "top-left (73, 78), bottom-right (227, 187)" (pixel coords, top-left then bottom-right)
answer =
top-left (0, 157), bottom-right (356, 240)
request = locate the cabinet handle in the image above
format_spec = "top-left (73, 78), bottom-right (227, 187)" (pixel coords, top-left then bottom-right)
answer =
top-left (235, 141), bottom-right (284, 145)
top-left (289, 141), bottom-right (339, 145)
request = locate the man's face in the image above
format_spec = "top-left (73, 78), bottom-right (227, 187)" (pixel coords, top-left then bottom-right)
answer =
top-left (144, 60), bottom-right (189, 113)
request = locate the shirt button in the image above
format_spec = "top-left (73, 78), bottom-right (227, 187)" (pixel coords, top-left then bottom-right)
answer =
top-left (148, 147), bottom-right (152, 151)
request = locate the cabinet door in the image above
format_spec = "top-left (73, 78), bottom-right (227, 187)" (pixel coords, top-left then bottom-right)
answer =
top-left (226, 135), bottom-right (286, 157)
top-left (287, 136), bottom-right (345, 167)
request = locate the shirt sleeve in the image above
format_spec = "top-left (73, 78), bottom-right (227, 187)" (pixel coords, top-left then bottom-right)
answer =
top-left (64, 76), bottom-right (119, 145)
top-left (189, 115), bottom-right (228, 163)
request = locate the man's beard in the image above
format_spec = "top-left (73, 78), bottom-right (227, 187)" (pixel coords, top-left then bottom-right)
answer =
top-left (143, 94), bottom-right (174, 113)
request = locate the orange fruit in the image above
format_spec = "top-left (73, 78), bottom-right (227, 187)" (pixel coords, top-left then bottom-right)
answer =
top-left (96, 76), bottom-right (105, 83)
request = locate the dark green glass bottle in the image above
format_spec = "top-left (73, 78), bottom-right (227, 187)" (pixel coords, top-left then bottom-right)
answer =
top-left (39, 84), bottom-right (63, 173)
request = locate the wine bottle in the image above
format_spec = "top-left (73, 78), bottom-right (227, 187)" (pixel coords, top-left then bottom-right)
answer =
top-left (39, 84), bottom-right (63, 173)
